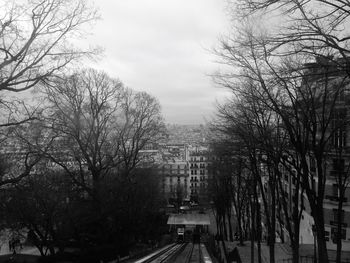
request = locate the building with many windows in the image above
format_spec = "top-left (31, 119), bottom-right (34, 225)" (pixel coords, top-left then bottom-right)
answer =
top-left (159, 160), bottom-right (189, 204)
top-left (279, 57), bottom-right (350, 251)
top-left (156, 145), bottom-right (211, 205)
top-left (189, 149), bottom-right (210, 204)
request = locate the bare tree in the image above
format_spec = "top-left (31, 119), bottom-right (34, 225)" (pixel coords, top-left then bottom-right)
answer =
top-left (214, 18), bottom-right (350, 262)
top-left (208, 134), bottom-right (249, 246)
top-left (219, 97), bottom-right (275, 263)
top-left (116, 89), bottom-right (165, 179)
top-left (39, 69), bottom-right (125, 203)
top-left (1, 170), bottom-right (75, 256)
top-left (37, 69), bottom-right (164, 205)
top-left (0, 0), bottom-right (98, 127)
top-left (0, 118), bottom-right (55, 187)
top-left (330, 115), bottom-right (350, 263)
top-left (236, 0), bottom-right (350, 66)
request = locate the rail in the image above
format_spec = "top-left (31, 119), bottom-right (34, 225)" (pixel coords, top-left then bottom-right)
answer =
top-left (134, 243), bottom-right (184, 263)
top-left (134, 242), bottom-right (213, 263)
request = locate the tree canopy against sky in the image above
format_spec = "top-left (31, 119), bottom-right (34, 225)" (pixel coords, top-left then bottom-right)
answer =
top-left (0, 0), bottom-right (98, 127)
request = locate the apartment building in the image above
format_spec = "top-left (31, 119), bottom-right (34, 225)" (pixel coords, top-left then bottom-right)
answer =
top-left (159, 160), bottom-right (189, 204)
top-left (157, 145), bottom-right (212, 205)
top-left (279, 57), bottom-right (350, 250)
top-left (189, 149), bottom-right (210, 204)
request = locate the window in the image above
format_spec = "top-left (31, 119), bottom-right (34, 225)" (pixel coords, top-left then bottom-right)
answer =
top-left (325, 231), bottom-right (330, 241)
top-left (333, 159), bottom-right (345, 172)
top-left (333, 209), bottom-right (345, 222)
top-left (332, 184), bottom-right (339, 197)
top-left (331, 109), bottom-right (347, 148)
top-left (331, 227), bottom-right (346, 241)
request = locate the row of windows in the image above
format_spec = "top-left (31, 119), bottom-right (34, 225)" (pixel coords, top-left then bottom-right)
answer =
top-left (190, 157), bottom-right (205, 162)
top-left (161, 165), bottom-right (187, 170)
top-left (167, 170), bottom-right (187, 174)
top-left (325, 228), bottom-right (347, 242)
top-left (331, 109), bottom-right (347, 148)
top-left (190, 176), bottom-right (206, 181)
top-left (190, 169), bottom-right (206, 175)
top-left (191, 182), bottom-right (206, 188)
top-left (190, 163), bottom-right (206, 168)
top-left (165, 179), bottom-right (206, 185)
top-left (168, 177), bottom-right (188, 183)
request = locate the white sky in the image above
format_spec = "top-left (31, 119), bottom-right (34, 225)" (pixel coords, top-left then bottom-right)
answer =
top-left (86, 0), bottom-right (232, 125)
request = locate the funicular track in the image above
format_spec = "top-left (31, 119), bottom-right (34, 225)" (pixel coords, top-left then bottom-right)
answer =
top-left (169, 242), bottom-right (212, 263)
top-left (135, 242), bottom-right (211, 263)
top-left (183, 242), bottom-right (201, 263)
top-left (134, 243), bottom-right (185, 263)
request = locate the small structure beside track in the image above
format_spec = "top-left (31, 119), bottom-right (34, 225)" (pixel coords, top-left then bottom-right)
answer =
top-left (167, 213), bottom-right (210, 242)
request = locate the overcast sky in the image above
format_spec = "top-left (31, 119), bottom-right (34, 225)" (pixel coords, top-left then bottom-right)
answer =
top-left (87, 0), bottom-right (232, 125)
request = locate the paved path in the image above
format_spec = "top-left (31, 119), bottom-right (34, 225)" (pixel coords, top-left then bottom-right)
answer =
top-left (225, 241), bottom-right (295, 263)
top-left (0, 243), bottom-right (40, 256)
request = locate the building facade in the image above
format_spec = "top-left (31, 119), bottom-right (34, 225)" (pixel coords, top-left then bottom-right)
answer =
top-left (279, 57), bottom-right (350, 251)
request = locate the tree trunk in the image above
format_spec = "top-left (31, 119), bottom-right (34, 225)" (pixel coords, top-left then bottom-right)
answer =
top-left (227, 210), bottom-right (234, 241)
top-left (313, 208), bottom-right (329, 263)
top-left (278, 212), bottom-right (285, 243)
top-left (239, 219), bottom-right (245, 245)
top-left (291, 214), bottom-right (301, 263)
top-left (223, 215), bottom-right (228, 241)
top-left (269, 169), bottom-right (276, 263)
top-left (336, 196), bottom-right (344, 263)
top-left (250, 197), bottom-right (255, 263)
top-left (216, 213), bottom-right (220, 237)
top-left (257, 202), bottom-right (262, 263)
top-left (291, 241), bottom-right (300, 263)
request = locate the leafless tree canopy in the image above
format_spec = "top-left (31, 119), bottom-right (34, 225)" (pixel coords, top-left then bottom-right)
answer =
top-left (0, 0), bottom-right (98, 92)
top-left (37, 69), bottom-right (165, 199)
top-left (0, 0), bottom-right (98, 128)
top-left (237, 0), bottom-right (350, 61)
top-left (212, 1), bottom-right (350, 262)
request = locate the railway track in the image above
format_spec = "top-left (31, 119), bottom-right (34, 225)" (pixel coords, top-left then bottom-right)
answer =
top-left (134, 242), bottom-right (212, 263)
top-left (134, 243), bottom-right (185, 263)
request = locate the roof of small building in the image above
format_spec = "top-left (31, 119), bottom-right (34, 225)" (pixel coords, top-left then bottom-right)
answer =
top-left (167, 213), bottom-right (210, 225)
